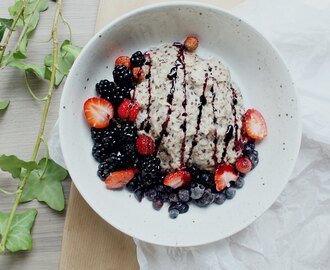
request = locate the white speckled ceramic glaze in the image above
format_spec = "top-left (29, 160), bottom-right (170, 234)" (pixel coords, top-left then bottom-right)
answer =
top-left (59, 2), bottom-right (301, 247)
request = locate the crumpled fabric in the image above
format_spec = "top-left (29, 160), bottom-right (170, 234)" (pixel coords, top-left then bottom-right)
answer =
top-left (49, 0), bottom-right (330, 269)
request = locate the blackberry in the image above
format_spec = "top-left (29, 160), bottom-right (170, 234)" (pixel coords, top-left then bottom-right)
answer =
top-left (121, 123), bottom-right (138, 143)
top-left (91, 127), bottom-right (106, 143)
top-left (95, 79), bottom-right (115, 96)
top-left (122, 143), bottom-right (137, 162)
top-left (139, 156), bottom-right (161, 186)
top-left (113, 65), bottom-right (133, 87)
top-left (130, 51), bottom-right (145, 67)
top-left (106, 151), bottom-right (127, 169)
top-left (92, 143), bottom-right (109, 162)
top-left (100, 85), bottom-right (132, 107)
top-left (97, 162), bottom-right (111, 180)
top-left (100, 128), bottom-right (120, 149)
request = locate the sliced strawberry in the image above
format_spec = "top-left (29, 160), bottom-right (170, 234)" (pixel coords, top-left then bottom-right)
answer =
top-left (117, 98), bottom-right (140, 122)
top-left (83, 97), bottom-right (114, 128)
top-left (244, 109), bottom-right (267, 141)
top-left (132, 67), bottom-right (145, 82)
top-left (115, 56), bottom-right (131, 68)
top-left (136, 135), bottom-right (155, 155)
top-left (105, 169), bottom-right (138, 189)
top-left (214, 164), bottom-right (239, 191)
top-left (184, 36), bottom-right (199, 52)
top-left (164, 171), bottom-right (191, 189)
top-left (235, 157), bottom-right (252, 174)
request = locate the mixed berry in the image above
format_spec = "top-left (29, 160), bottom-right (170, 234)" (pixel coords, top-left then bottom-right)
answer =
top-left (83, 36), bottom-right (267, 219)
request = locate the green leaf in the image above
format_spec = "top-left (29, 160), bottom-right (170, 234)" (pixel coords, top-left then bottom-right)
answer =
top-left (0, 155), bottom-right (37, 178)
top-left (0, 25), bottom-right (6, 42)
top-left (9, 0), bottom-right (48, 59)
top-left (0, 209), bottom-right (37, 252)
top-left (0, 100), bottom-right (10, 110)
top-left (20, 158), bottom-right (68, 211)
top-left (0, 18), bottom-right (14, 28)
top-left (7, 57), bottom-right (47, 79)
top-left (44, 40), bottom-right (82, 86)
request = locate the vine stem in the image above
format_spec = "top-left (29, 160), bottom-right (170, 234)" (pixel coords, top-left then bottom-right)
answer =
top-left (1, 0), bottom-right (42, 68)
top-left (0, 0), bottom-right (62, 253)
top-left (0, 1), bottom-right (26, 64)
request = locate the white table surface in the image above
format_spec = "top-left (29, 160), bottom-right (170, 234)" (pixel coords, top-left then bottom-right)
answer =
top-left (0, 0), bottom-right (99, 269)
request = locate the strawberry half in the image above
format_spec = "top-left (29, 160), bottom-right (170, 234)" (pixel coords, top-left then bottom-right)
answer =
top-left (117, 98), bottom-right (140, 122)
top-left (235, 157), bottom-right (252, 174)
top-left (105, 169), bottom-right (138, 189)
top-left (83, 97), bottom-right (114, 128)
top-left (132, 67), bottom-right (145, 82)
top-left (115, 56), bottom-right (131, 68)
top-left (164, 171), bottom-right (191, 189)
top-left (214, 164), bottom-right (239, 192)
top-left (244, 109), bottom-right (267, 141)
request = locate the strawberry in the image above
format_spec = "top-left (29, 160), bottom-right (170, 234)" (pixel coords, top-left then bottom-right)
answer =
top-left (214, 164), bottom-right (239, 192)
top-left (105, 169), bottom-right (138, 189)
top-left (184, 36), bottom-right (199, 52)
top-left (164, 171), bottom-right (191, 189)
top-left (235, 157), bottom-right (252, 174)
top-left (83, 97), bottom-right (114, 128)
top-left (136, 135), bottom-right (155, 155)
top-left (115, 56), bottom-right (131, 68)
top-left (244, 109), bottom-right (267, 141)
top-left (117, 99), bottom-right (140, 122)
top-left (132, 67), bottom-right (145, 82)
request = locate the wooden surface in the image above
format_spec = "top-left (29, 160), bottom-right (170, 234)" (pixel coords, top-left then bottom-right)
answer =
top-left (0, 1), bottom-right (100, 269)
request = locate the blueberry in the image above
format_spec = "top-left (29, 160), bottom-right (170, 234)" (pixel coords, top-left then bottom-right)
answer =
top-left (159, 192), bottom-right (169, 202)
top-left (225, 187), bottom-right (236, 199)
top-left (214, 193), bottom-right (226, 205)
top-left (197, 171), bottom-right (216, 190)
top-left (187, 164), bottom-right (200, 180)
top-left (155, 184), bottom-right (165, 193)
top-left (169, 202), bottom-right (189, 214)
top-left (134, 188), bottom-right (144, 202)
top-left (169, 209), bottom-right (180, 219)
top-left (169, 193), bottom-right (179, 203)
top-left (145, 188), bottom-right (157, 201)
top-left (178, 189), bottom-right (190, 202)
top-left (190, 183), bottom-right (205, 200)
top-left (248, 151), bottom-right (259, 168)
top-left (233, 177), bottom-right (245, 189)
top-left (195, 188), bottom-right (215, 207)
top-left (153, 198), bottom-right (164, 210)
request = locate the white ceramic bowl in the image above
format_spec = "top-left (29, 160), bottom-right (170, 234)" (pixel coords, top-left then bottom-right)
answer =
top-left (60, 2), bottom-right (301, 247)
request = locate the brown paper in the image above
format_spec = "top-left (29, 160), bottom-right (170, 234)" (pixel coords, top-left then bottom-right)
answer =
top-left (59, 1), bottom-right (242, 269)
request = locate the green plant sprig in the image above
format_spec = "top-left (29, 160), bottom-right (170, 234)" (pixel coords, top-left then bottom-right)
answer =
top-left (0, 0), bottom-right (81, 253)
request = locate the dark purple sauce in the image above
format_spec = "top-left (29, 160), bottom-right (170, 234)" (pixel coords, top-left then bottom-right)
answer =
top-left (210, 86), bottom-right (218, 168)
top-left (139, 55), bottom-right (152, 132)
top-left (155, 44), bottom-right (185, 151)
top-left (186, 73), bottom-right (209, 165)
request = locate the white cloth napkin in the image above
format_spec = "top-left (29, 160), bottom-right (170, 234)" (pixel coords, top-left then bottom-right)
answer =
top-left (49, 0), bottom-right (330, 269)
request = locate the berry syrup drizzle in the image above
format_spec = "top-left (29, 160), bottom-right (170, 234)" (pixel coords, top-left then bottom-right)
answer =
top-left (186, 73), bottom-right (209, 165)
top-left (210, 86), bottom-right (218, 169)
top-left (220, 85), bottom-right (241, 163)
top-left (155, 43), bottom-right (186, 152)
top-left (139, 53), bottom-right (152, 133)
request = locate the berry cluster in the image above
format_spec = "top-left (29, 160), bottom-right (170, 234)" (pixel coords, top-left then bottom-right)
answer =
top-left (83, 38), bottom-right (268, 219)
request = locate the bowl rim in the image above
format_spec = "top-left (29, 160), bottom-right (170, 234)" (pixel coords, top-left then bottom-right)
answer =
top-left (59, 1), bottom-right (302, 247)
